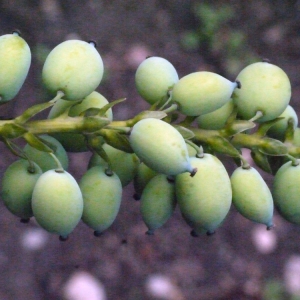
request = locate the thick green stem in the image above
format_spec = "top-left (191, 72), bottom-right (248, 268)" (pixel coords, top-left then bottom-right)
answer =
top-left (23, 116), bottom-right (110, 135)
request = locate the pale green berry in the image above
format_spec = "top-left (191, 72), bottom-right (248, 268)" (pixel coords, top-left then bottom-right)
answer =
top-left (0, 31), bottom-right (31, 102)
top-left (79, 166), bottom-right (122, 236)
top-left (273, 161), bottom-right (300, 225)
top-left (48, 91), bottom-right (113, 152)
top-left (176, 155), bottom-right (232, 235)
top-left (140, 174), bottom-right (176, 234)
top-left (135, 56), bottom-right (179, 105)
top-left (233, 61), bottom-right (291, 122)
top-left (88, 143), bottom-right (140, 187)
top-left (231, 166), bottom-right (274, 228)
top-left (129, 118), bottom-right (195, 176)
top-left (42, 40), bottom-right (104, 101)
top-left (23, 135), bottom-right (69, 172)
top-left (133, 162), bottom-right (158, 200)
top-left (267, 105), bottom-right (298, 141)
top-left (171, 71), bottom-right (237, 116)
top-left (1, 159), bottom-right (42, 221)
top-left (32, 170), bottom-right (83, 239)
top-left (196, 99), bottom-right (234, 130)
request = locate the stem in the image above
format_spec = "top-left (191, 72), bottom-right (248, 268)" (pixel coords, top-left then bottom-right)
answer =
top-left (249, 111), bottom-right (264, 122)
top-left (50, 90), bottom-right (65, 103)
top-left (285, 154), bottom-right (300, 166)
top-left (240, 155), bottom-right (251, 169)
top-left (159, 90), bottom-right (173, 111)
top-left (23, 116), bottom-right (110, 135)
top-left (185, 139), bottom-right (204, 158)
top-left (50, 153), bottom-right (64, 172)
top-left (162, 103), bottom-right (178, 114)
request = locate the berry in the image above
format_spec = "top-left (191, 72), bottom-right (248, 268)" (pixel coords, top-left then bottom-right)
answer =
top-left (32, 170), bottom-right (83, 239)
top-left (171, 71), bottom-right (237, 116)
top-left (196, 99), bottom-right (234, 130)
top-left (231, 166), bottom-right (274, 228)
top-left (0, 32), bottom-right (31, 102)
top-left (79, 166), bottom-right (122, 235)
top-left (135, 56), bottom-right (179, 105)
top-left (176, 155), bottom-right (232, 235)
top-left (267, 104), bottom-right (298, 141)
top-left (129, 118), bottom-right (195, 176)
top-left (133, 162), bottom-right (158, 199)
top-left (1, 159), bottom-right (42, 220)
top-left (42, 40), bottom-right (104, 101)
top-left (140, 174), bottom-right (176, 234)
top-left (233, 61), bottom-right (291, 122)
top-left (273, 161), bottom-right (300, 225)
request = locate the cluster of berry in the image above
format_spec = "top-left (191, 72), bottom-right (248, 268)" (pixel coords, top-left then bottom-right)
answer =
top-left (0, 31), bottom-right (299, 241)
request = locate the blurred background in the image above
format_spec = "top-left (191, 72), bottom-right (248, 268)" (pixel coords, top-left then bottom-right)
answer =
top-left (1, 0), bottom-right (300, 299)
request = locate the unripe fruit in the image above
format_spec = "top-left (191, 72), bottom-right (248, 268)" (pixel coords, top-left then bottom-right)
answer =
top-left (135, 56), bottom-right (179, 105)
top-left (88, 143), bottom-right (140, 187)
top-left (42, 40), bottom-right (104, 101)
top-left (231, 166), bottom-right (274, 228)
top-left (140, 174), bottom-right (176, 234)
top-left (23, 135), bottom-right (69, 172)
top-left (267, 104), bottom-right (298, 141)
top-left (79, 166), bottom-right (122, 235)
top-left (233, 61), bottom-right (291, 122)
top-left (273, 161), bottom-right (300, 225)
top-left (196, 99), bottom-right (234, 130)
top-left (129, 118), bottom-right (195, 176)
top-left (0, 31), bottom-right (31, 102)
top-left (171, 72), bottom-right (237, 116)
top-left (133, 162), bottom-right (158, 200)
top-left (1, 159), bottom-right (42, 221)
top-left (48, 91), bottom-right (113, 152)
top-left (176, 155), bottom-right (232, 235)
top-left (32, 170), bottom-right (83, 239)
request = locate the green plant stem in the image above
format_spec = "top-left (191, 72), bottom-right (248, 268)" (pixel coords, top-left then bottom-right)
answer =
top-left (23, 116), bottom-right (110, 135)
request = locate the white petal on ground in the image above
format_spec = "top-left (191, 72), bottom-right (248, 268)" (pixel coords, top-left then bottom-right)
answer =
top-left (20, 228), bottom-right (49, 251)
top-left (251, 225), bottom-right (277, 254)
top-left (284, 255), bottom-right (300, 296)
top-left (63, 271), bottom-right (107, 300)
top-left (145, 274), bottom-right (184, 300)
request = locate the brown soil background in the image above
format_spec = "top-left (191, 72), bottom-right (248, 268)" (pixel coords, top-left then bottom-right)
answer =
top-left (1, 1), bottom-right (300, 299)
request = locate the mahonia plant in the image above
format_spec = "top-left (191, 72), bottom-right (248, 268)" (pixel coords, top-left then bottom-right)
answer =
top-left (0, 30), bottom-right (299, 241)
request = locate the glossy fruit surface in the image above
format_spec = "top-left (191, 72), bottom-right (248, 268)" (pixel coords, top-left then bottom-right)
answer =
top-left (42, 40), bottom-right (104, 101)
top-left (23, 135), bottom-right (69, 172)
top-left (233, 61), bottom-right (291, 122)
top-left (273, 161), bottom-right (300, 225)
top-left (176, 155), bottom-right (232, 234)
top-left (79, 166), bottom-right (122, 235)
top-left (130, 118), bottom-right (194, 175)
top-left (1, 159), bottom-right (42, 220)
top-left (231, 166), bottom-right (273, 228)
top-left (32, 170), bottom-right (83, 238)
top-left (135, 56), bottom-right (179, 105)
top-left (140, 174), bottom-right (176, 234)
top-left (88, 143), bottom-right (139, 187)
top-left (48, 91), bottom-right (113, 152)
top-left (0, 32), bottom-right (31, 102)
top-left (171, 71), bottom-right (236, 116)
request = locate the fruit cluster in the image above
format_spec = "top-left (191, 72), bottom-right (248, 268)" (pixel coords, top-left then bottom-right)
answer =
top-left (0, 31), bottom-right (300, 240)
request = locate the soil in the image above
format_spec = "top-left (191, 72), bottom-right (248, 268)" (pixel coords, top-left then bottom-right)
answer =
top-left (1, 1), bottom-right (300, 299)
